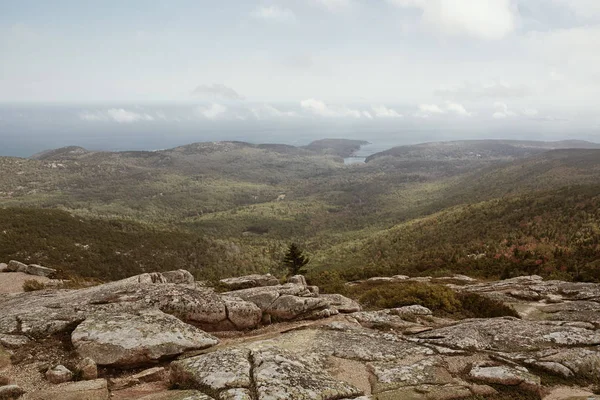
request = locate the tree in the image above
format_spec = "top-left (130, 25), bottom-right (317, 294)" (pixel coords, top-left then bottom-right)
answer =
top-left (283, 243), bottom-right (309, 277)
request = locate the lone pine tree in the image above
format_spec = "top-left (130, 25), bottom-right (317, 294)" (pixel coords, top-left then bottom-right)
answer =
top-left (283, 243), bottom-right (310, 277)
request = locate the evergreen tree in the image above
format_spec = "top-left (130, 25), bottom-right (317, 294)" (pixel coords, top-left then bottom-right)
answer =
top-left (283, 243), bottom-right (309, 276)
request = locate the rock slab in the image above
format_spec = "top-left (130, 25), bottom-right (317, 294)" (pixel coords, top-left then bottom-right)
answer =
top-left (72, 309), bottom-right (219, 367)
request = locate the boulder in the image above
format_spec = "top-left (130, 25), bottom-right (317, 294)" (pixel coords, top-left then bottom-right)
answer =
top-left (533, 347), bottom-right (600, 380)
top-left (287, 275), bottom-right (307, 286)
top-left (416, 318), bottom-right (600, 352)
top-left (161, 269), bottom-right (195, 285)
top-left (72, 309), bottom-right (219, 367)
top-left (26, 264), bottom-right (56, 277)
top-left (6, 261), bottom-right (27, 273)
top-left (352, 309), bottom-right (430, 332)
top-left (77, 357), bottom-right (98, 380)
top-left (45, 364), bottom-right (73, 384)
top-left (391, 305), bottom-right (433, 317)
top-left (368, 355), bottom-right (453, 394)
top-left (219, 274), bottom-right (279, 290)
top-left (223, 283), bottom-right (335, 321)
top-left (252, 347), bottom-right (363, 400)
top-left (0, 263), bottom-right (7, 273)
top-left (170, 348), bottom-right (252, 393)
top-left (469, 363), bottom-right (541, 392)
top-left (0, 334), bottom-right (30, 349)
top-left (26, 379), bottom-right (109, 400)
top-left (268, 294), bottom-right (331, 320)
top-left (222, 297), bottom-right (263, 330)
top-left (0, 385), bottom-right (24, 400)
top-left (320, 294), bottom-right (361, 313)
top-left (0, 272), bottom-right (265, 337)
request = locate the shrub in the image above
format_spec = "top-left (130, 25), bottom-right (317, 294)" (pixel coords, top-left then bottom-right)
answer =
top-left (306, 270), bottom-right (348, 295)
top-left (358, 282), bottom-right (461, 314)
top-left (353, 282), bottom-right (521, 319)
top-left (457, 292), bottom-right (521, 319)
top-left (23, 279), bottom-right (46, 292)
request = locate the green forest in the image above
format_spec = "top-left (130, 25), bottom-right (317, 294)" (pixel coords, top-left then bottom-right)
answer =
top-left (1, 139), bottom-right (599, 286)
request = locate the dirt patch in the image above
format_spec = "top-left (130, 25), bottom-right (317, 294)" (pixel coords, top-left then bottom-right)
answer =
top-left (0, 272), bottom-right (52, 294)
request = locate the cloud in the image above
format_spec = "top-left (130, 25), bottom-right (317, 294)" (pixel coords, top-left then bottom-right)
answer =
top-left (251, 6), bottom-right (295, 21)
top-left (446, 102), bottom-right (473, 117)
top-left (300, 99), bottom-right (365, 118)
top-left (372, 105), bottom-right (403, 118)
top-left (436, 81), bottom-right (531, 99)
top-left (415, 102), bottom-right (472, 118)
top-left (492, 102), bottom-right (517, 119)
top-left (191, 84), bottom-right (244, 100)
top-left (419, 104), bottom-right (446, 114)
top-left (313, 0), bottom-right (353, 12)
top-left (250, 104), bottom-right (298, 119)
top-left (79, 109), bottom-right (154, 123)
top-left (522, 108), bottom-right (539, 117)
top-left (197, 103), bottom-right (228, 119)
top-left (388, 0), bottom-right (516, 40)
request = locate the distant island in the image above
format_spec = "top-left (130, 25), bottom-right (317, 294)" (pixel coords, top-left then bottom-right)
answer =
top-left (303, 139), bottom-right (370, 158)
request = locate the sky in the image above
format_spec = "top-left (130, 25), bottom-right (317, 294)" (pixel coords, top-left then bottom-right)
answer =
top-left (0, 0), bottom-right (599, 145)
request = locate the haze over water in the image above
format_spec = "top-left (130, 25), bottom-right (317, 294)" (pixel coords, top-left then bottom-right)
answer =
top-left (1, 104), bottom-right (596, 158)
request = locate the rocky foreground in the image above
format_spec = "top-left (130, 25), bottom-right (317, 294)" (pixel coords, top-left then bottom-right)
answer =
top-left (0, 268), bottom-right (599, 400)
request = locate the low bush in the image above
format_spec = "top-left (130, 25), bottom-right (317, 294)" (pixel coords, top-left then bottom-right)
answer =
top-left (350, 281), bottom-right (520, 319)
top-left (457, 292), bottom-right (520, 319)
top-left (357, 282), bottom-right (461, 314)
top-left (22, 279), bottom-right (46, 292)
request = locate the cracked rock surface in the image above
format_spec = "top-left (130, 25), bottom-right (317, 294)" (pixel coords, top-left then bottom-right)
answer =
top-left (2, 272), bottom-right (600, 399)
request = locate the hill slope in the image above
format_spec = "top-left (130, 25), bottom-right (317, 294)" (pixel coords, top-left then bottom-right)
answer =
top-left (1, 139), bottom-right (599, 284)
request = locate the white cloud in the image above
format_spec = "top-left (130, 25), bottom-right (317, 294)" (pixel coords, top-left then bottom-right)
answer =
top-left (300, 99), bottom-right (366, 118)
top-left (493, 102), bottom-right (517, 119)
top-left (362, 111), bottom-right (374, 119)
top-left (414, 102), bottom-right (472, 118)
top-left (446, 102), bottom-right (472, 117)
top-left (313, 0), bottom-right (353, 12)
top-left (197, 103), bottom-right (228, 119)
top-left (192, 84), bottom-right (244, 100)
top-left (301, 99), bottom-right (337, 117)
top-left (372, 105), bottom-right (403, 118)
top-left (251, 6), bottom-right (295, 22)
top-left (419, 104), bottom-right (446, 114)
top-left (388, 0), bottom-right (516, 40)
top-left (522, 108), bottom-right (539, 117)
top-left (415, 104), bottom-right (446, 118)
top-left (107, 108), bottom-right (154, 123)
top-left (79, 109), bottom-right (154, 123)
top-left (250, 104), bottom-right (298, 119)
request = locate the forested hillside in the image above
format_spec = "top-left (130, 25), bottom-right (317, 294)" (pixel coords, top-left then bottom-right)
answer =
top-left (1, 139), bottom-right (599, 285)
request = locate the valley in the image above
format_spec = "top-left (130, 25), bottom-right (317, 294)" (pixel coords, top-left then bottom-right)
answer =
top-left (0, 138), bottom-right (598, 285)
